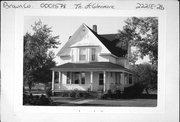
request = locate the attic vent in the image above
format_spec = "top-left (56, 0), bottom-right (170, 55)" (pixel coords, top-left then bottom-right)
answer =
top-left (83, 29), bottom-right (86, 31)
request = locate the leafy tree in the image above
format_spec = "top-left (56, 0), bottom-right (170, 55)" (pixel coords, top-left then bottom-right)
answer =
top-left (23, 20), bottom-right (60, 92)
top-left (117, 17), bottom-right (158, 65)
top-left (130, 63), bottom-right (157, 93)
top-left (129, 50), bottom-right (139, 65)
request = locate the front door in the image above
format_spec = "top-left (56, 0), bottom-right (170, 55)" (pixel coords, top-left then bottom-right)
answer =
top-left (98, 73), bottom-right (104, 91)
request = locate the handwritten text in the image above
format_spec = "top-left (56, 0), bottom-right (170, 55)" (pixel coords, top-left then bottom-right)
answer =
top-left (136, 3), bottom-right (164, 10)
top-left (74, 3), bottom-right (115, 9)
top-left (40, 3), bottom-right (66, 9)
top-left (3, 2), bottom-right (31, 9)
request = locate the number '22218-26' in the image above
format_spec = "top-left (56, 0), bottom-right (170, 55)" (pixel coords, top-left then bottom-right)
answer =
top-left (136, 3), bottom-right (164, 10)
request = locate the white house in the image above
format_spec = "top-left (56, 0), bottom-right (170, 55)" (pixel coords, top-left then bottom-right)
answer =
top-left (51, 24), bottom-right (137, 93)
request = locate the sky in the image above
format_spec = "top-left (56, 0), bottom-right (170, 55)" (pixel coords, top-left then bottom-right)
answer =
top-left (24, 16), bottom-right (150, 64)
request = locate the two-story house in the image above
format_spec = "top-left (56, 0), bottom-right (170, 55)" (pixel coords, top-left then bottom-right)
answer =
top-left (51, 24), bottom-right (136, 94)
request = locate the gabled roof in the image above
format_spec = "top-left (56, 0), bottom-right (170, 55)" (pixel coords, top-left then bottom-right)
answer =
top-left (57, 24), bottom-right (128, 57)
top-left (51, 62), bottom-right (133, 74)
top-left (86, 26), bottom-right (127, 57)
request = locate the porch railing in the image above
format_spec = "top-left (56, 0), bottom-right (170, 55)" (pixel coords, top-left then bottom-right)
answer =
top-left (54, 83), bottom-right (91, 91)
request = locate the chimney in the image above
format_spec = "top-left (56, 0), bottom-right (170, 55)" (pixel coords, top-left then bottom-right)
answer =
top-left (92, 25), bottom-right (97, 33)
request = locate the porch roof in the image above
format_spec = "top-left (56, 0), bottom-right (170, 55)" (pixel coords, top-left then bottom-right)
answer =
top-left (51, 62), bottom-right (134, 74)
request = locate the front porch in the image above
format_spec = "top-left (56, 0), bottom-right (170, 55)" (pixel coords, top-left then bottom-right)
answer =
top-left (51, 62), bottom-right (136, 94)
top-left (51, 70), bottom-right (135, 94)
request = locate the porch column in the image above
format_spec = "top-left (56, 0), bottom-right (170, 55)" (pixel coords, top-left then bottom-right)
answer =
top-left (59, 72), bottom-right (61, 89)
top-left (52, 71), bottom-right (55, 94)
top-left (70, 72), bottom-right (72, 84)
top-left (90, 71), bottom-right (93, 91)
top-left (122, 72), bottom-right (125, 85)
top-left (120, 72), bottom-right (125, 92)
top-left (103, 71), bottom-right (106, 92)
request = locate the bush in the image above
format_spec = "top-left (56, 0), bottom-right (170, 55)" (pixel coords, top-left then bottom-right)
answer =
top-left (69, 90), bottom-right (76, 97)
top-left (100, 89), bottom-right (122, 99)
top-left (23, 93), bottom-right (52, 105)
top-left (62, 91), bottom-right (69, 97)
top-left (45, 86), bottom-right (52, 97)
top-left (123, 83), bottom-right (145, 97)
top-left (101, 93), bottom-right (108, 99)
top-left (69, 90), bottom-right (82, 98)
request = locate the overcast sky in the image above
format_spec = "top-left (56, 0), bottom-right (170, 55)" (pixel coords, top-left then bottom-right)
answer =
top-left (24, 16), bottom-right (150, 64)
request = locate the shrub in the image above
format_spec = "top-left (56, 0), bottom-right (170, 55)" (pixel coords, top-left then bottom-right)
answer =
top-left (101, 93), bottom-right (108, 99)
top-left (123, 83), bottom-right (145, 97)
top-left (45, 86), bottom-right (52, 97)
top-left (69, 90), bottom-right (76, 97)
top-left (23, 94), bottom-right (52, 105)
top-left (62, 91), bottom-right (69, 97)
top-left (101, 89), bottom-right (122, 99)
top-left (23, 93), bottom-right (29, 105)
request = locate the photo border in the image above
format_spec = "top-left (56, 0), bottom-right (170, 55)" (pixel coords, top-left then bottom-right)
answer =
top-left (14, 9), bottom-right (166, 114)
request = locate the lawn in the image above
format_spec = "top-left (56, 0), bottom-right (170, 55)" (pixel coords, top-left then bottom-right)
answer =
top-left (51, 97), bottom-right (157, 107)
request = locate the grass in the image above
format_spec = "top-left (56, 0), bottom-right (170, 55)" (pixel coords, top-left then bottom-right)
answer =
top-left (51, 96), bottom-right (157, 107)
top-left (24, 87), bottom-right (157, 107)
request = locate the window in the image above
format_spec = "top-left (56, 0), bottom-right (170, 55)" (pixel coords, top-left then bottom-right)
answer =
top-left (91, 48), bottom-right (96, 61)
top-left (124, 73), bottom-right (128, 84)
top-left (129, 74), bottom-right (132, 84)
top-left (99, 73), bottom-right (104, 85)
top-left (81, 73), bottom-right (85, 84)
top-left (54, 72), bottom-right (59, 83)
top-left (79, 48), bottom-right (86, 61)
top-left (74, 72), bottom-right (80, 84)
top-left (66, 72), bottom-right (70, 84)
top-left (115, 73), bottom-right (118, 84)
top-left (72, 72), bottom-right (86, 84)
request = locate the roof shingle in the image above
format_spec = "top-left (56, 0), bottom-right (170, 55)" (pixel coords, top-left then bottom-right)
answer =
top-left (51, 62), bottom-right (133, 73)
top-left (87, 26), bottom-right (128, 57)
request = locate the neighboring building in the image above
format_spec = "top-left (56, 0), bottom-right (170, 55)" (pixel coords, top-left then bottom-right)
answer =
top-left (51, 24), bottom-right (136, 93)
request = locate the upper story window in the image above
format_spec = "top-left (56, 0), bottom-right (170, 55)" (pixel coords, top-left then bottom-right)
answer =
top-left (79, 48), bottom-right (86, 61)
top-left (70, 47), bottom-right (97, 62)
top-left (91, 48), bottom-right (96, 61)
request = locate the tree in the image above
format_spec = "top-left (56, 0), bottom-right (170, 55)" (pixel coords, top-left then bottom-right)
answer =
top-left (117, 17), bottom-right (158, 65)
top-left (23, 20), bottom-right (60, 92)
top-left (116, 17), bottom-right (158, 93)
top-left (130, 63), bottom-right (157, 93)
